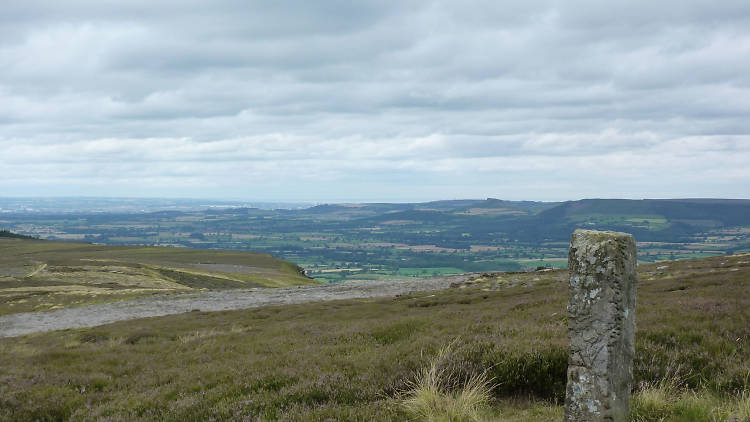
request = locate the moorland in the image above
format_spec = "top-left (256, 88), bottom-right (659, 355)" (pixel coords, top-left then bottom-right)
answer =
top-left (0, 253), bottom-right (748, 421)
top-left (0, 236), bottom-right (313, 315)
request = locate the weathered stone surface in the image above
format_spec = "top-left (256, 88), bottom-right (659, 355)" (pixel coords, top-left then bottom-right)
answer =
top-left (565, 229), bottom-right (638, 422)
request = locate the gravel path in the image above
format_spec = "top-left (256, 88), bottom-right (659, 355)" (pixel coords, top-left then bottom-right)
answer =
top-left (0, 274), bottom-right (475, 338)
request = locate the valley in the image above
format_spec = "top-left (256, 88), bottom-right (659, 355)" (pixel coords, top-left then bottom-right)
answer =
top-left (3, 198), bottom-right (749, 283)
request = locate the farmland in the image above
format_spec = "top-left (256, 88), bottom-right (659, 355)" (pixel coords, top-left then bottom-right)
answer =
top-left (2, 198), bottom-right (750, 283)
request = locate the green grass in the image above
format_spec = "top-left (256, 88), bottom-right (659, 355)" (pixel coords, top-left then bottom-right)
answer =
top-left (631, 378), bottom-right (750, 421)
top-left (397, 267), bottom-right (467, 277)
top-left (0, 238), bottom-right (316, 315)
top-left (0, 253), bottom-right (748, 420)
top-left (568, 213), bottom-right (672, 231)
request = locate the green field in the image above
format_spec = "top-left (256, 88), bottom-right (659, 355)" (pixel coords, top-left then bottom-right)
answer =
top-left (4, 198), bottom-right (749, 283)
top-left (1, 253), bottom-right (748, 421)
top-left (0, 238), bottom-right (316, 315)
top-left (396, 267), bottom-right (467, 277)
top-left (568, 214), bottom-right (672, 231)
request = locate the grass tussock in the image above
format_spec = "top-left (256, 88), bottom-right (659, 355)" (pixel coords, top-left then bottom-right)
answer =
top-left (632, 388), bottom-right (750, 421)
top-left (631, 369), bottom-right (750, 422)
top-left (401, 341), bottom-right (495, 422)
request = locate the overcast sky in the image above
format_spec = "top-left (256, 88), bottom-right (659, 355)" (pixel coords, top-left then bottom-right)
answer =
top-left (1, 0), bottom-right (748, 202)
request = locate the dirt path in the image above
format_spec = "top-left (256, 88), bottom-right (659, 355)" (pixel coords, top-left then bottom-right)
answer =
top-left (0, 274), bottom-right (475, 338)
top-left (24, 263), bottom-right (47, 278)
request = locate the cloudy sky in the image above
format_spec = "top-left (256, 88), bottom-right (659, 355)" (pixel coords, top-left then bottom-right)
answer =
top-left (1, 0), bottom-right (748, 202)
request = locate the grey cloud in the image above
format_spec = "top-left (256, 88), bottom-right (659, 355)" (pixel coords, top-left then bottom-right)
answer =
top-left (0, 0), bottom-right (748, 201)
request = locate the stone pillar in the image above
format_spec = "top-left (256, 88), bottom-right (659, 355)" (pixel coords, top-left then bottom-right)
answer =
top-left (565, 229), bottom-right (638, 422)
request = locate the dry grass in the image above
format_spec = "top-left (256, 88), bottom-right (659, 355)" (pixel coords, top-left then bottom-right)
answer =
top-left (631, 367), bottom-right (688, 420)
top-left (401, 341), bottom-right (495, 422)
top-left (0, 238), bottom-right (315, 315)
top-left (631, 367), bottom-right (750, 421)
top-left (631, 388), bottom-right (750, 421)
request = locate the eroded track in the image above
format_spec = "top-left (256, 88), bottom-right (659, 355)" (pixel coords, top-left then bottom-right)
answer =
top-left (0, 274), bottom-right (475, 338)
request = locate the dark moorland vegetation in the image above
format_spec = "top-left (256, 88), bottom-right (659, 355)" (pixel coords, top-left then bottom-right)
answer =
top-left (1, 253), bottom-right (747, 421)
top-left (3, 198), bottom-right (750, 283)
top-left (0, 230), bottom-right (35, 240)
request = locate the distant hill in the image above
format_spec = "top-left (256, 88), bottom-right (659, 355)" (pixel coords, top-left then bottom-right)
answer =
top-left (525, 198), bottom-right (750, 242)
top-left (343, 198), bottom-right (750, 253)
top-left (413, 199), bottom-right (481, 211)
top-left (453, 198), bottom-right (555, 216)
top-left (299, 198), bottom-right (557, 219)
top-left (343, 198), bottom-right (750, 230)
top-left (539, 198), bottom-right (750, 225)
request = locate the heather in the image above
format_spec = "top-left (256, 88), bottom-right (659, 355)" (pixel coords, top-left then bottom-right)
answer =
top-left (0, 254), bottom-right (748, 421)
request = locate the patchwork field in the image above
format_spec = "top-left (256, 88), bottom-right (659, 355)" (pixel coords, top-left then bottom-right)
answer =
top-left (0, 253), bottom-right (747, 421)
top-left (4, 198), bottom-right (750, 283)
top-left (0, 238), bottom-right (316, 315)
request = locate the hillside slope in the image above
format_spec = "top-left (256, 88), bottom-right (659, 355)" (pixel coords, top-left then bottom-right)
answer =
top-left (510, 198), bottom-right (750, 244)
top-left (0, 238), bottom-right (316, 315)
